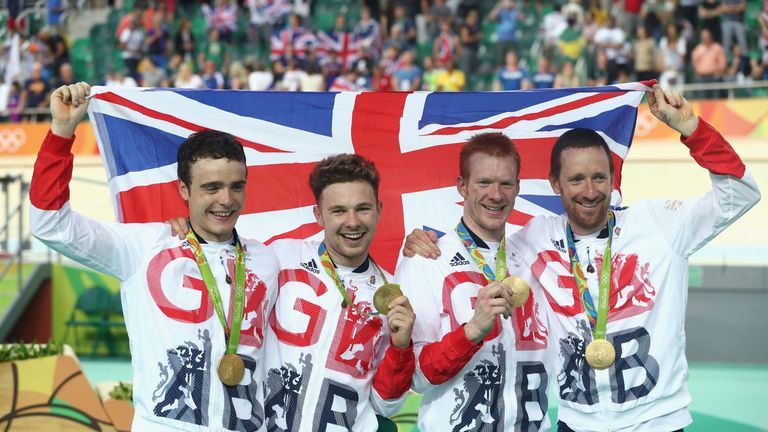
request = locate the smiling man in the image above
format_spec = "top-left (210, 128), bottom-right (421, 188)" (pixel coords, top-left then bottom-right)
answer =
top-left (169, 153), bottom-right (417, 431)
top-left (403, 84), bottom-right (761, 432)
top-left (262, 154), bottom-right (417, 432)
top-left (30, 83), bottom-right (279, 431)
top-left (396, 133), bottom-right (552, 431)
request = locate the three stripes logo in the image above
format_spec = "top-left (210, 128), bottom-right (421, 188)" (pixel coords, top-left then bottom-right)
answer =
top-left (450, 252), bottom-right (470, 267)
top-left (301, 258), bottom-right (320, 274)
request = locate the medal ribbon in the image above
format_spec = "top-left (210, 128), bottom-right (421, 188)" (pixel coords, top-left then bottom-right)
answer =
top-left (185, 230), bottom-right (245, 355)
top-left (455, 221), bottom-right (507, 283)
top-left (565, 212), bottom-right (615, 339)
top-left (317, 242), bottom-right (388, 316)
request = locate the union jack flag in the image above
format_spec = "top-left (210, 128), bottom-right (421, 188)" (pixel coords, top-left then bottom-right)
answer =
top-left (269, 27), bottom-right (316, 60)
top-left (87, 82), bottom-right (652, 272)
top-left (316, 29), bottom-right (360, 70)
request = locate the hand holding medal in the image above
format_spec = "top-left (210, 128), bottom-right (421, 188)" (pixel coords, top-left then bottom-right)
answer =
top-left (376, 286), bottom-right (415, 349)
top-left (502, 276), bottom-right (530, 308)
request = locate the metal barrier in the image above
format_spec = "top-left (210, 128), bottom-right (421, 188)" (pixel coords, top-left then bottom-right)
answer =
top-left (0, 174), bottom-right (30, 294)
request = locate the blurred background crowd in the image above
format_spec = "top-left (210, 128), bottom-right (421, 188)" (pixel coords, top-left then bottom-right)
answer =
top-left (1, 0), bottom-right (768, 121)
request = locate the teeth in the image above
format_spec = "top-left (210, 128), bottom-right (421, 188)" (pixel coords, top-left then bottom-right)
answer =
top-left (580, 202), bottom-right (597, 208)
top-left (211, 211), bottom-right (232, 217)
top-left (341, 233), bottom-right (364, 240)
top-left (483, 205), bottom-right (503, 211)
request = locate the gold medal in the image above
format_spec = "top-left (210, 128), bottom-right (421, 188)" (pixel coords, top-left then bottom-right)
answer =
top-left (502, 276), bottom-right (530, 308)
top-left (218, 353), bottom-right (245, 386)
top-left (585, 339), bottom-right (616, 369)
top-left (373, 283), bottom-right (403, 315)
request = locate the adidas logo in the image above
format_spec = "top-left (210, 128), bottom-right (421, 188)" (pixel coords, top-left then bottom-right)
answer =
top-left (551, 239), bottom-right (566, 254)
top-left (450, 252), bottom-right (470, 267)
top-left (300, 258), bottom-right (320, 274)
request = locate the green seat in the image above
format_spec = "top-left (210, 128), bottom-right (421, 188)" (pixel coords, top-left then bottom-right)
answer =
top-left (63, 286), bottom-right (116, 356)
top-left (376, 415), bottom-right (398, 432)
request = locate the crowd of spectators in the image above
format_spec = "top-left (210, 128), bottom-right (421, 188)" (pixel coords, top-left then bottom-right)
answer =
top-left (2, 0), bottom-right (768, 121)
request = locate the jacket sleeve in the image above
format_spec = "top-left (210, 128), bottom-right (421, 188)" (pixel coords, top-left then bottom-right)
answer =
top-left (29, 130), bottom-right (152, 280)
top-left (370, 339), bottom-right (415, 416)
top-left (396, 254), bottom-right (482, 394)
top-left (646, 118), bottom-right (761, 258)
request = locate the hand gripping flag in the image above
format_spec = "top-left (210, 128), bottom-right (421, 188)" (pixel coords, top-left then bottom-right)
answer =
top-left (87, 82), bottom-right (653, 273)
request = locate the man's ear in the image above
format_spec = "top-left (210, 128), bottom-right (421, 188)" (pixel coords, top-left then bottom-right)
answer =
top-left (179, 180), bottom-right (190, 201)
top-left (549, 176), bottom-right (561, 195)
top-left (456, 175), bottom-right (468, 198)
top-left (313, 205), bottom-right (324, 227)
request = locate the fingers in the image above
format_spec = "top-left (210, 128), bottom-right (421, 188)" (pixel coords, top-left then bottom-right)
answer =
top-left (55, 82), bottom-right (91, 108)
top-left (404, 229), bottom-right (441, 259)
top-left (164, 217), bottom-right (189, 239)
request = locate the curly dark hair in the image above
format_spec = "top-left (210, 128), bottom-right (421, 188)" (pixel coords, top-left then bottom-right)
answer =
top-left (309, 154), bottom-right (380, 202)
top-left (177, 130), bottom-right (246, 186)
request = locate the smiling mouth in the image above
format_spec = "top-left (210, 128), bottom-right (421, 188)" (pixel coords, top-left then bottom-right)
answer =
top-left (481, 204), bottom-right (505, 213)
top-left (210, 210), bottom-right (234, 218)
top-left (340, 232), bottom-right (365, 240)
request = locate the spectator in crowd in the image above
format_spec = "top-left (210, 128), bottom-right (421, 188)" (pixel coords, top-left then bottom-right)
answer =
top-left (300, 62), bottom-right (326, 91)
top-left (370, 64), bottom-right (394, 91)
top-left (354, 7), bottom-right (382, 55)
top-left (388, 4), bottom-right (417, 49)
top-left (490, 0), bottom-right (522, 67)
top-left (21, 62), bottom-right (51, 114)
top-left (588, 49), bottom-right (611, 85)
top-left (594, 15), bottom-right (628, 84)
top-left (557, 12), bottom-right (587, 63)
top-left (53, 62), bottom-right (76, 89)
top-left (393, 50), bottom-right (422, 91)
top-left (699, 0), bottom-right (722, 44)
top-left (5, 82), bottom-right (22, 123)
top-left (493, 50), bottom-right (529, 90)
top-left (582, 10), bottom-right (599, 47)
top-left (657, 22), bottom-right (687, 89)
top-left (202, 0), bottom-right (238, 44)
top-left (421, 55), bottom-right (441, 91)
top-left (679, 0), bottom-right (699, 30)
top-left (725, 43), bottom-right (752, 83)
top-left (322, 49), bottom-right (343, 89)
top-left (435, 58), bottom-right (466, 91)
top-left (634, 25), bottom-right (657, 81)
top-left (198, 28), bottom-right (230, 74)
top-left (116, 4), bottom-right (142, 39)
top-left (554, 60), bottom-right (581, 87)
top-left (617, 0), bottom-right (643, 35)
top-left (640, 0), bottom-right (668, 41)
top-left (721, 0), bottom-right (747, 55)
top-left (119, 16), bottom-right (146, 82)
top-left (105, 70), bottom-right (138, 88)
top-left (174, 17), bottom-right (196, 63)
top-left (531, 56), bottom-right (555, 88)
top-left (433, 18), bottom-right (460, 68)
top-left (282, 59), bottom-right (307, 91)
top-left (692, 27), bottom-right (727, 98)
top-left (227, 61), bottom-right (249, 89)
top-left (460, 9), bottom-right (481, 77)
top-left (271, 61), bottom-right (286, 89)
top-left (541, 4), bottom-right (567, 54)
top-left (174, 62), bottom-right (204, 88)
top-left (246, 0), bottom-right (278, 54)
top-left (37, 27), bottom-right (69, 79)
top-left (202, 59), bottom-right (225, 89)
top-left (329, 68), bottom-right (364, 91)
top-left (426, 0), bottom-right (452, 40)
top-left (140, 57), bottom-right (169, 87)
top-left (248, 58), bottom-right (274, 90)
top-left (146, 12), bottom-right (170, 70)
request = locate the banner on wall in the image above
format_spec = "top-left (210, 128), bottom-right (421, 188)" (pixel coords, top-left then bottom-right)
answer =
top-left (0, 122), bottom-right (98, 157)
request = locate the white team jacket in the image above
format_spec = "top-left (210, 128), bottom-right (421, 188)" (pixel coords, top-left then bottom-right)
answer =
top-left (30, 131), bottom-right (279, 431)
top-left (397, 230), bottom-right (552, 432)
top-left (511, 120), bottom-right (761, 431)
top-left (263, 239), bottom-right (413, 432)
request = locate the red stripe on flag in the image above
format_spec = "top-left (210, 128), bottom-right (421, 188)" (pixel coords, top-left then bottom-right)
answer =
top-left (264, 222), bottom-right (323, 245)
top-left (118, 162), bottom-right (320, 223)
top-left (426, 92), bottom-right (623, 136)
top-left (93, 92), bottom-right (289, 153)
